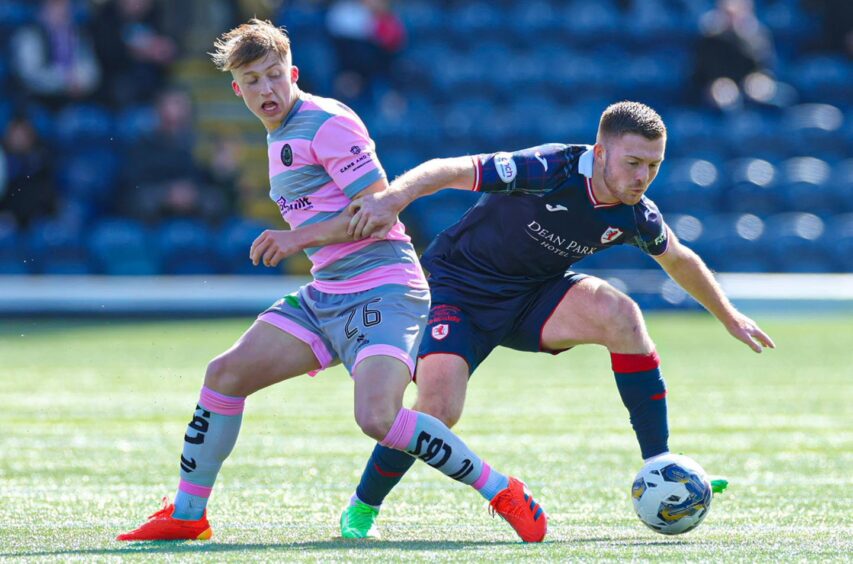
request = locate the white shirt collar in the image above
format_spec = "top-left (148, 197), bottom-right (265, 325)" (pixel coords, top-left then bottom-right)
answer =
top-left (578, 146), bottom-right (594, 178)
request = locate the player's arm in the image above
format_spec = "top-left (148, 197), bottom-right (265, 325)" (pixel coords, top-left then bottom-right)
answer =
top-left (250, 178), bottom-right (388, 267)
top-left (348, 156), bottom-right (476, 239)
top-left (652, 233), bottom-right (776, 353)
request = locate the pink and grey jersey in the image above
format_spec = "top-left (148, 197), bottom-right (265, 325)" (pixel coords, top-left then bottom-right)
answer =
top-left (266, 93), bottom-right (426, 294)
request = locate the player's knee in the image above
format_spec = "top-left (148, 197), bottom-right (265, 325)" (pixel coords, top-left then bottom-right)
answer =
top-left (596, 287), bottom-right (647, 348)
top-left (354, 405), bottom-right (397, 441)
top-left (204, 353), bottom-right (252, 397)
top-left (412, 396), bottom-right (461, 428)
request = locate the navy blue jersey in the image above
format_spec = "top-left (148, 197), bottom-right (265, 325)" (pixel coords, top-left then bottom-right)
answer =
top-left (421, 144), bottom-right (670, 296)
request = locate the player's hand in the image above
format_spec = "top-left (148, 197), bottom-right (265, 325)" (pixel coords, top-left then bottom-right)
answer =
top-left (249, 230), bottom-right (301, 268)
top-left (347, 192), bottom-right (400, 240)
top-left (724, 312), bottom-right (775, 353)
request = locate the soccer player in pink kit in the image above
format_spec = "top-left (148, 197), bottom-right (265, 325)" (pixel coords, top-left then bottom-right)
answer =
top-left (116, 19), bottom-right (546, 543)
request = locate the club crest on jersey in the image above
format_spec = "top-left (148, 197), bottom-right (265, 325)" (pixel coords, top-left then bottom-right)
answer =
top-left (601, 226), bottom-right (623, 244)
top-left (494, 152), bottom-right (517, 183)
top-left (281, 144), bottom-right (293, 166)
top-left (431, 324), bottom-right (449, 340)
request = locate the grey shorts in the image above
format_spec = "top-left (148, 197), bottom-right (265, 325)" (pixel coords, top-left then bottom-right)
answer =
top-left (258, 283), bottom-right (430, 377)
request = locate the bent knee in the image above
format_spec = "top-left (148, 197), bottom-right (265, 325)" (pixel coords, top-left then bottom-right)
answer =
top-left (204, 353), bottom-right (253, 397)
top-left (595, 285), bottom-right (650, 350)
top-left (412, 396), bottom-right (462, 428)
top-left (354, 408), bottom-right (398, 441)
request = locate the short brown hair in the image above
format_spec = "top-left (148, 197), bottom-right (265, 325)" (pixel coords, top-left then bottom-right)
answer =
top-left (598, 101), bottom-right (666, 141)
top-left (210, 18), bottom-right (291, 72)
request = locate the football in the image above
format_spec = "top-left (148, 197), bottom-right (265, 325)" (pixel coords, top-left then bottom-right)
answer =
top-left (631, 453), bottom-right (713, 535)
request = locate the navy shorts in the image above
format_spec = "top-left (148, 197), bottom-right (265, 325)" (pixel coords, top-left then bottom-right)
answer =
top-left (418, 272), bottom-right (588, 375)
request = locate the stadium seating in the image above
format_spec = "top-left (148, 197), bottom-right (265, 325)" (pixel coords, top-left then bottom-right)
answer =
top-left (88, 218), bottom-right (159, 275)
top-left (763, 212), bottom-right (834, 272)
top-left (157, 219), bottom-right (221, 275)
top-left (217, 216), bottom-right (281, 275)
top-left (2, 0), bottom-right (850, 278)
top-left (27, 218), bottom-right (90, 274)
top-left (0, 219), bottom-right (29, 274)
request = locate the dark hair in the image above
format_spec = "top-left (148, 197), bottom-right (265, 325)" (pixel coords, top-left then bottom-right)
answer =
top-left (598, 101), bottom-right (666, 140)
top-left (210, 18), bottom-right (291, 71)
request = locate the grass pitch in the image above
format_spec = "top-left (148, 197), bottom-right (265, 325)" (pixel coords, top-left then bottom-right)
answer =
top-left (0, 313), bottom-right (850, 561)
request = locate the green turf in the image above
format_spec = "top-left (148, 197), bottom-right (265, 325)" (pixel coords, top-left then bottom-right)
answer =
top-left (0, 314), bottom-right (851, 561)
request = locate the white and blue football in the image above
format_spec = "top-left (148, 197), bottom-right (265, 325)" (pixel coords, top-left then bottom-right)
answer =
top-left (631, 453), bottom-right (713, 535)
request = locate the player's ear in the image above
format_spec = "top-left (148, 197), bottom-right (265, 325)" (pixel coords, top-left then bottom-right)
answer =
top-left (231, 80), bottom-right (242, 97)
top-left (593, 142), bottom-right (605, 160)
top-left (291, 65), bottom-right (299, 83)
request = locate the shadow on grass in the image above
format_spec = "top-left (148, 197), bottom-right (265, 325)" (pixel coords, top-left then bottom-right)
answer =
top-left (1, 538), bottom-right (522, 558)
top-left (576, 538), bottom-right (693, 546)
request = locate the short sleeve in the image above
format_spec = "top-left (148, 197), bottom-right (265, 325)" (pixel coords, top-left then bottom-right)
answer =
top-left (477, 143), bottom-right (568, 196)
top-left (313, 115), bottom-right (386, 199)
top-left (629, 198), bottom-right (670, 256)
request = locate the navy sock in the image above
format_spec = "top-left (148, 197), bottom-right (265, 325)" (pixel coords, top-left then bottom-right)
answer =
top-left (612, 351), bottom-right (669, 460)
top-left (355, 443), bottom-right (417, 507)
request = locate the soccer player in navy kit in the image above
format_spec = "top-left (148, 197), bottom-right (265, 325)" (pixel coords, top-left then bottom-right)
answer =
top-left (338, 101), bottom-right (775, 538)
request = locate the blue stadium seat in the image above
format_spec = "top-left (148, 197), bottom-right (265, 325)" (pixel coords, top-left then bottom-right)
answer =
top-left (665, 214), bottom-right (705, 247)
top-left (763, 212), bottom-right (833, 272)
top-left (27, 218), bottom-right (91, 274)
top-left (156, 219), bottom-right (220, 275)
top-left (786, 55), bottom-right (851, 106)
top-left (0, 0), bottom-right (37, 28)
top-left (447, 2), bottom-right (505, 44)
top-left (653, 158), bottom-right (723, 216)
top-left (665, 110), bottom-right (726, 158)
top-left (217, 217), bottom-right (278, 275)
top-left (824, 213), bottom-right (853, 272)
top-left (509, 1), bottom-right (563, 45)
top-left (724, 158), bottom-right (785, 217)
top-left (398, 0), bottom-right (445, 41)
top-left (777, 156), bottom-right (836, 216)
top-left (690, 213), bottom-right (774, 272)
top-left (557, 0), bottom-right (621, 44)
top-left (88, 218), bottom-right (159, 275)
top-left (782, 104), bottom-right (846, 160)
top-left (57, 146), bottom-right (120, 207)
top-left (832, 159), bottom-right (853, 213)
top-left (721, 110), bottom-right (787, 160)
top-left (0, 220), bottom-right (30, 274)
top-left (115, 106), bottom-right (157, 143)
top-left (55, 104), bottom-right (113, 145)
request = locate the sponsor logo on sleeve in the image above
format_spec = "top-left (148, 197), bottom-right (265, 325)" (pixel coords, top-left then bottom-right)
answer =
top-left (546, 204), bottom-right (568, 212)
top-left (494, 152), bottom-right (517, 183)
top-left (601, 226), bottom-right (624, 244)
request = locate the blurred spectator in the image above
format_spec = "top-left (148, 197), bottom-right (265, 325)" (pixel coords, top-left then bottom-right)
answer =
top-left (690, 0), bottom-right (779, 110)
top-left (326, 0), bottom-right (406, 104)
top-left (201, 135), bottom-right (241, 213)
top-left (9, 0), bottom-right (102, 110)
top-left (0, 116), bottom-right (56, 228)
top-left (117, 89), bottom-right (227, 223)
top-left (91, 0), bottom-right (178, 108)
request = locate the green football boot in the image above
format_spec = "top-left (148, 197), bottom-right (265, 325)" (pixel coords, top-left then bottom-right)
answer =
top-left (340, 500), bottom-right (380, 539)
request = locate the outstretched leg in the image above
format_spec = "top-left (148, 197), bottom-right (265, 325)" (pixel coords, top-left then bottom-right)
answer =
top-left (541, 277), bottom-right (669, 460)
top-left (117, 321), bottom-right (321, 541)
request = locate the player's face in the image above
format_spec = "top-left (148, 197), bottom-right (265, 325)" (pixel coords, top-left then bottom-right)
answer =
top-left (597, 133), bottom-right (666, 205)
top-left (231, 51), bottom-right (300, 132)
